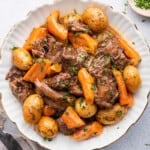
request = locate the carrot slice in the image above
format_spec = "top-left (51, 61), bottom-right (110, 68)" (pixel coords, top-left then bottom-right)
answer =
top-left (112, 69), bottom-right (129, 105)
top-left (23, 27), bottom-right (48, 50)
top-left (68, 32), bottom-right (98, 54)
top-left (78, 68), bottom-right (95, 104)
top-left (23, 59), bottom-right (51, 82)
top-left (43, 105), bottom-right (56, 116)
top-left (47, 10), bottom-right (68, 41)
top-left (128, 93), bottom-right (134, 107)
top-left (62, 106), bottom-right (85, 129)
top-left (73, 121), bottom-right (103, 141)
top-left (46, 63), bottom-right (62, 75)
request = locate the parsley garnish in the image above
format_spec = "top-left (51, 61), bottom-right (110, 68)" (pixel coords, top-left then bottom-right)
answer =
top-left (10, 46), bottom-right (19, 51)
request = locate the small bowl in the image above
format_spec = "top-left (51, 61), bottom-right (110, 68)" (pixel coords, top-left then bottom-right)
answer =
top-left (128, 0), bottom-right (150, 17)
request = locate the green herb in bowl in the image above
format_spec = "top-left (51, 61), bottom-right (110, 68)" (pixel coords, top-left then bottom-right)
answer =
top-left (134, 0), bottom-right (150, 9)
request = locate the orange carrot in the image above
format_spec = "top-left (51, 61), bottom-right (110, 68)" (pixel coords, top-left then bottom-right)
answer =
top-left (78, 68), bottom-right (95, 104)
top-left (117, 38), bottom-right (140, 66)
top-left (43, 105), bottom-right (56, 116)
top-left (107, 26), bottom-right (141, 66)
top-left (47, 10), bottom-right (68, 41)
top-left (62, 106), bottom-right (85, 129)
top-left (47, 63), bottom-right (62, 75)
top-left (112, 69), bottom-right (129, 105)
top-left (23, 59), bottom-right (51, 82)
top-left (128, 93), bottom-right (134, 107)
top-left (68, 32), bottom-right (98, 54)
top-left (23, 27), bottom-right (48, 50)
top-left (73, 121), bottom-right (103, 141)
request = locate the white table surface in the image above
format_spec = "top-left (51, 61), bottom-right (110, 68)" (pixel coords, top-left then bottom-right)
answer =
top-left (0, 0), bottom-right (150, 150)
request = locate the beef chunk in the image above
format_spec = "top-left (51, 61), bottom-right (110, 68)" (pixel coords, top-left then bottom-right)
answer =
top-left (6, 67), bottom-right (34, 103)
top-left (69, 77), bottom-right (83, 96)
top-left (9, 77), bottom-right (34, 103)
top-left (5, 66), bottom-right (26, 81)
top-left (68, 21), bottom-right (92, 34)
top-left (97, 38), bottom-right (130, 70)
top-left (95, 71), bottom-right (119, 109)
top-left (88, 55), bottom-right (111, 78)
top-left (62, 46), bottom-right (88, 74)
top-left (57, 118), bottom-right (75, 135)
top-left (35, 80), bottom-right (75, 105)
top-left (43, 96), bottom-right (68, 112)
top-left (31, 34), bottom-right (64, 63)
top-left (44, 73), bottom-right (71, 90)
top-left (34, 79), bottom-right (64, 100)
top-left (31, 34), bottom-right (55, 58)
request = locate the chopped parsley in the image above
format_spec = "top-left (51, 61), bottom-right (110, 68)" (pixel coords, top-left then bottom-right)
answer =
top-left (74, 32), bottom-right (80, 36)
top-left (116, 110), bottom-right (123, 117)
top-left (91, 84), bottom-right (96, 90)
top-left (70, 65), bottom-right (77, 75)
top-left (134, 0), bottom-right (150, 9)
top-left (109, 89), bottom-right (114, 97)
top-left (73, 9), bottom-right (77, 14)
top-left (79, 98), bottom-right (84, 107)
top-left (142, 19), bottom-right (146, 22)
top-left (145, 144), bottom-right (150, 146)
top-left (10, 46), bottom-right (19, 51)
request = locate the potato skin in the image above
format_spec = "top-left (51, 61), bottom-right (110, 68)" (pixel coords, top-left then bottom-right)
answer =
top-left (82, 7), bottom-right (108, 32)
top-left (12, 48), bottom-right (33, 70)
top-left (75, 98), bottom-right (97, 118)
top-left (23, 94), bottom-right (44, 124)
top-left (96, 103), bottom-right (127, 125)
top-left (37, 116), bottom-right (58, 138)
top-left (123, 65), bottom-right (141, 93)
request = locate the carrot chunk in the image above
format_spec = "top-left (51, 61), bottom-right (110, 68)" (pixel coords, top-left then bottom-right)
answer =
top-left (73, 121), bottom-right (103, 140)
top-left (62, 106), bottom-right (85, 129)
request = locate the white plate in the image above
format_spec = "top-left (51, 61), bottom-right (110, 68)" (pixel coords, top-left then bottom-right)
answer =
top-left (128, 0), bottom-right (150, 17)
top-left (0, 0), bottom-right (150, 149)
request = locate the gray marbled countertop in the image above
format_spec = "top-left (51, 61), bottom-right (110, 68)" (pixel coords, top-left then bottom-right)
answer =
top-left (0, 0), bottom-right (150, 150)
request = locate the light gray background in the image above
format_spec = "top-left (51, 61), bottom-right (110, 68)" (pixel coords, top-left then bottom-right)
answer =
top-left (0, 0), bottom-right (150, 150)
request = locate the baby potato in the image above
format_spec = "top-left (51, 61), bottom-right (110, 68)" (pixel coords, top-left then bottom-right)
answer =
top-left (37, 116), bottom-right (58, 138)
top-left (23, 94), bottom-right (44, 124)
top-left (123, 65), bottom-right (141, 93)
top-left (75, 98), bottom-right (97, 118)
top-left (82, 7), bottom-right (108, 32)
top-left (12, 48), bottom-right (33, 70)
top-left (96, 103), bottom-right (127, 125)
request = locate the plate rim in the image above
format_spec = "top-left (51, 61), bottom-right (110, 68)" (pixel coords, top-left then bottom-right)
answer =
top-left (0, 0), bottom-right (150, 149)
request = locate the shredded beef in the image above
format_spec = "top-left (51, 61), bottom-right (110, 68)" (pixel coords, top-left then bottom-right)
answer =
top-left (6, 67), bottom-right (34, 103)
top-left (44, 73), bottom-right (71, 90)
top-left (31, 34), bottom-right (64, 63)
top-left (97, 38), bottom-right (130, 70)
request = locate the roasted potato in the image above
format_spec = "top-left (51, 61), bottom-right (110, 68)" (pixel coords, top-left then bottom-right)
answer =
top-left (12, 48), bottom-right (33, 70)
top-left (75, 98), bottom-right (97, 118)
top-left (123, 65), bottom-right (141, 93)
top-left (23, 94), bottom-right (44, 124)
top-left (82, 7), bottom-right (108, 32)
top-left (96, 103), bottom-right (127, 125)
top-left (37, 116), bottom-right (58, 138)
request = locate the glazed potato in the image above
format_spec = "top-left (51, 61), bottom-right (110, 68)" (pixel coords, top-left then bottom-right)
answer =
top-left (23, 94), bottom-right (44, 124)
top-left (75, 98), bottom-right (97, 118)
top-left (12, 48), bottom-right (33, 70)
top-left (96, 103), bottom-right (127, 125)
top-left (37, 116), bottom-right (58, 138)
top-left (123, 65), bottom-right (141, 93)
top-left (82, 7), bottom-right (108, 32)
